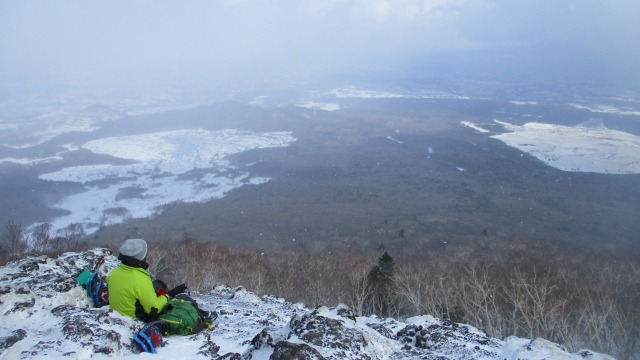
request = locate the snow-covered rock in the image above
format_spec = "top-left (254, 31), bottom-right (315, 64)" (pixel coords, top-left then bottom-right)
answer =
top-left (0, 249), bottom-right (614, 359)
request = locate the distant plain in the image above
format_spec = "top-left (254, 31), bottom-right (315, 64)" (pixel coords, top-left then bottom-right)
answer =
top-left (46, 97), bottom-right (638, 258)
top-left (1, 83), bottom-right (639, 259)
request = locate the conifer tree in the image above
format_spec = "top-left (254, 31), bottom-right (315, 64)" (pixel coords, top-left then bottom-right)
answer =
top-left (366, 251), bottom-right (398, 317)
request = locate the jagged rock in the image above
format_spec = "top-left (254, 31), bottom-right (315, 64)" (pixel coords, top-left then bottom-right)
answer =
top-left (251, 328), bottom-right (275, 349)
top-left (270, 341), bottom-right (326, 360)
top-left (4, 297), bottom-right (35, 315)
top-left (366, 321), bottom-right (397, 340)
top-left (0, 329), bottom-right (27, 352)
top-left (52, 304), bottom-right (126, 351)
top-left (215, 352), bottom-right (242, 359)
top-left (391, 317), bottom-right (502, 359)
top-left (335, 304), bottom-right (356, 322)
top-left (0, 249), bottom-right (616, 360)
top-left (289, 307), bottom-right (371, 359)
top-left (197, 332), bottom-right (221, 357)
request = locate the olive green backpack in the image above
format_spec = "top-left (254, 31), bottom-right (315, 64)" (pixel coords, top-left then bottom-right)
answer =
top-left (157, 296), bottom-right (213, 335)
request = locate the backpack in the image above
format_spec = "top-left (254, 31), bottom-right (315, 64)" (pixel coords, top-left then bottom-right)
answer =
top-left (76, 268), bottom-right (109, 307)
top-left (157, 296), bottom-right (213, 336)
top-left (131, 297), bottom-right (215, 353)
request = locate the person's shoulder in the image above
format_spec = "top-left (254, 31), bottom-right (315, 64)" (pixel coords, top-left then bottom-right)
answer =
top-left (106, 264), bottom-right (126, 282)
top-left (107, 264), bottom-right (125, 275)
top-left (109, 264), bottom-right (149, 276)
top-left (130, 266), bottom-right (151, 277)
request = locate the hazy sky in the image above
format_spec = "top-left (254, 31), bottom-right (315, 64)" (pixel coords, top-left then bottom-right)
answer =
top-left (1, 0), bottom-right (639, 90)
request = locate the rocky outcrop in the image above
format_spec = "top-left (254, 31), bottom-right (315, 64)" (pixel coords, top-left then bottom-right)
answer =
top-left (0, 249), bottom-right (615, 359)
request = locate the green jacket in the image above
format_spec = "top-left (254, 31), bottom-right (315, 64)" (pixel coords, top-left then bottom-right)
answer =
top-left (106, 264), bottom-right (167, 318)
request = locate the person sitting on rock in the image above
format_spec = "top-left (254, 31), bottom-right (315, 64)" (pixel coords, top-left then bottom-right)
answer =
top-left (107, 238), bottom-right (168, 321)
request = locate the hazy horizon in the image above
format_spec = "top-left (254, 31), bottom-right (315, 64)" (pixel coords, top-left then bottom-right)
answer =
top-left (2, 0), bottom-right (639, 95)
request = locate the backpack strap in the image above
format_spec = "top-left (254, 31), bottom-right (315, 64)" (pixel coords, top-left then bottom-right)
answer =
top-left (85, 272), bottom-right (108, 307)
top-left (86, 272), bottom-right (97, 303)
top-left (93, 278), bottom-right (103, 307)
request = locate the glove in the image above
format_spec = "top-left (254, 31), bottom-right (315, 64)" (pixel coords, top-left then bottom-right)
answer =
top-left (156, 288), bottom-right (168, 298)
top-left (168, 283), bottom-right (188, 297)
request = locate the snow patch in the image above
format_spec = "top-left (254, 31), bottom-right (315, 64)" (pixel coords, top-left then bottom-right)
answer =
top-left (327, 86), bottom-right (469, 100)
top-left (329, 86), bottom-right (406, 99)
top-left (1, 106), bottom-right (123, 149)
top-left (569, 103), bottom-right (640, 116)
top-left (296, 101), bottom-right (341, 111)
top-left (38, 129), bottom-right (296, 235)
top-left (510, 100), bottom-right (538, 105)
top-left (491, 120), bottom-right (640, 174)
top-left (461, 121), bottom-right (491, 133)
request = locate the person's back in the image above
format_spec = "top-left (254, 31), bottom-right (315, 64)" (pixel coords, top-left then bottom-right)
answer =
top-left (106, 238), bottom-right (167, 320)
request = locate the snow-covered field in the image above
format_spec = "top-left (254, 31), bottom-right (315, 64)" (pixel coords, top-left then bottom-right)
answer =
top-left (0, 249), bottom-right (615, 360)
top-left (0, 106), bottom-right (124, 149)
top-left (462, 120), bottom-right (640, 174)
top-left (460, 121), bottom-right (490, 133)
top-left (295, 101), bottom-right (341, 111)
top-left (37, 129), bottom-right (296, 235)
top-left (569, 103), bottom-right (640, 116)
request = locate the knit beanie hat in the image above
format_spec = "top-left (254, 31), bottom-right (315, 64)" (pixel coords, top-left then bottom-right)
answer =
top-left (119, 238), bottom-right (148, 260)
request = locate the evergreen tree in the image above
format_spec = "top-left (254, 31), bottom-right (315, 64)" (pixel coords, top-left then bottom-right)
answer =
top-left (365, 252), bottom-right (398, 317)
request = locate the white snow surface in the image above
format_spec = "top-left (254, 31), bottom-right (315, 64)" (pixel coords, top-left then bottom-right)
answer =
top-left (569, 103), bottom-right (640, 116)
top-left (461, 120), bottom-right (640, 174)
top-left (510, 101), bottom-right (538, 105)
top-left (0, 249), bottom-right (614, 360)
top-left (328, 86), bottom-right (469, 100)
top-left (38, 129), bottom-right (296, 235)
top-left (296, 101), bottom-right (341, 111)
top-left (460, 121), bottom-right (490, 133)
top-left (0, 106), bottom-right (123, 149)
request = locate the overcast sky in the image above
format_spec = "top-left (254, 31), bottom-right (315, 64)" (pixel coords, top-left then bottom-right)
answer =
top-left (1, 0), bottom-right (639, 91)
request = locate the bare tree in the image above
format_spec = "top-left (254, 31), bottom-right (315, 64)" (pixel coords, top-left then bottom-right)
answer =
top-left (349, 265), bottom-right (374, 316)
top-left (2, 220), bottom-right (27, 261)
top-left (458, 261), bottom-right (504, 337)
top-left (50, 223), bottom-right (86, 253)
top-left (31, 222), bottom-right (52, 253)
top-left (503, 265), bottom-right (571, 342)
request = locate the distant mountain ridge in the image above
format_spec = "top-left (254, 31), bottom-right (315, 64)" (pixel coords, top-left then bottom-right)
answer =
top-left (0, 249), bottom-right (614, 359)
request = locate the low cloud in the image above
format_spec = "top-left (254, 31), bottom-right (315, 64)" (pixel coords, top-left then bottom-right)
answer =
top-left (0, 0), bottom-right (638, 91)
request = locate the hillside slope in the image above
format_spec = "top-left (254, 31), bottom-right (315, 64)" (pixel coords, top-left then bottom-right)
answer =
top-left (0, 249), bottom-right (613, 359)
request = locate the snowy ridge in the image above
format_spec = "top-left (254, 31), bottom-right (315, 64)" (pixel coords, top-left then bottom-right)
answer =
top-left (0, 249), bottom-right (613, 359)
